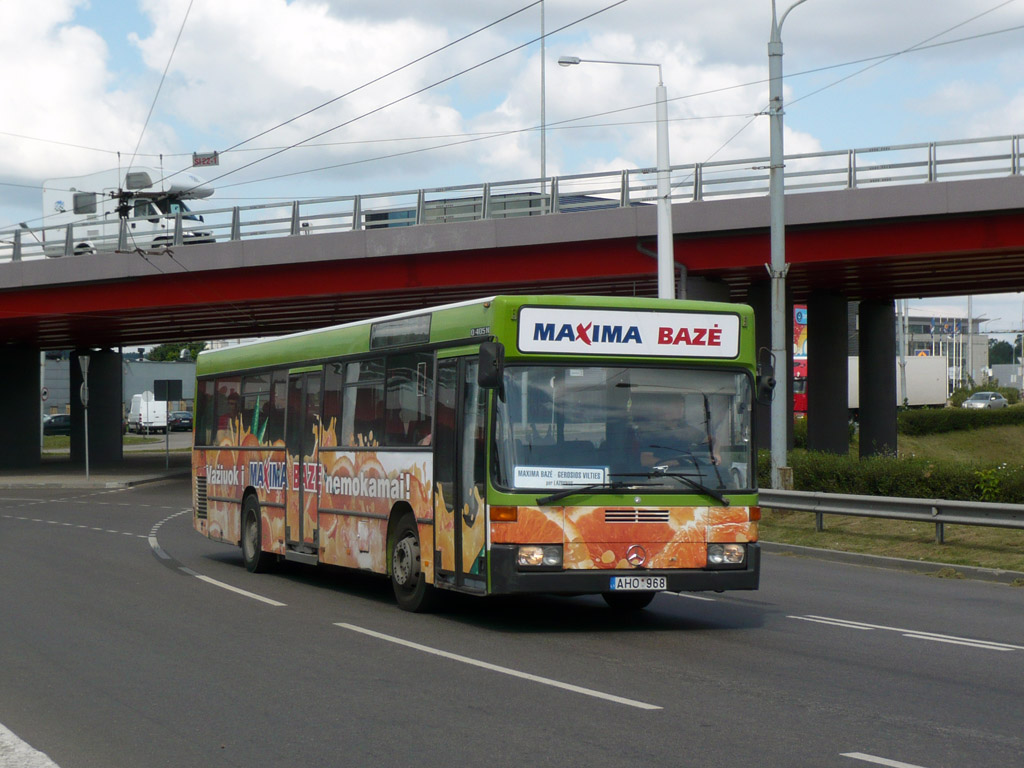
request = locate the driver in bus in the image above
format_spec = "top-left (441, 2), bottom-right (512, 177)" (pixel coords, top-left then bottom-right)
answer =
top-left (638, 396), bottom-right (711, 468)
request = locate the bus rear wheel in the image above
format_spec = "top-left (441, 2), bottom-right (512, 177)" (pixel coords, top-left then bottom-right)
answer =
top-left (602, 591), bottom-right (656, 611)
top-left (390, 515), bottom-right (437, 613)
top-left (241, 496), bottom-right (274, 573)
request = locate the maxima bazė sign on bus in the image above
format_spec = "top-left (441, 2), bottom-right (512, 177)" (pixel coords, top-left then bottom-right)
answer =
top-left (517, 306), bottom-right (741, 358)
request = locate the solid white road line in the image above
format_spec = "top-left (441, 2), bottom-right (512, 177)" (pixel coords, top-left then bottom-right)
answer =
top-left (668, 592), bottom-right (716, 601)
top-left (336, 622), bottom-right (662, 710)
top-left (901, 634), bottom-right (1015, 651)
top-left (841, 752), bottom-right (931, 767)
top-left (790, 614), bottom-right (1023, 651)
top-left (147, 536), bottom-right (172, 560)
top-left (182, 569), bottom-right (286, 607)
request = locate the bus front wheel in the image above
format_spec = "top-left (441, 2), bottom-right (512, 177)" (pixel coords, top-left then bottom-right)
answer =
top-left (390, 515), bottom-right (437, 613)
top-left (241, 496), bottom-right (274, 573)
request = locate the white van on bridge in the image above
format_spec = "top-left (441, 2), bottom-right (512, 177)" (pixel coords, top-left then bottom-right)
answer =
top-left (41, 167), bottom-right (214, 256)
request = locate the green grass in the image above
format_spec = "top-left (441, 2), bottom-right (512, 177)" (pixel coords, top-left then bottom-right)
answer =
top-left (898, 423), bottom-right (1024, 465)
top-left (761, 509), bottom-right (1024, 574)
top-left (762, 421), bottom-right (1024, 576)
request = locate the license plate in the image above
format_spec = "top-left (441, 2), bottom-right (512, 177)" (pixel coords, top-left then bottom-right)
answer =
top-left (610, 576), bottom-right (666, 591)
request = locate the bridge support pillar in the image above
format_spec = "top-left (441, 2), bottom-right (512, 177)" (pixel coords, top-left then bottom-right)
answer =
top-left (747, 281), bottom-right (793, 452)
top-left (0, 345), bottom-right (42, 469)
top-left (859, 299), bottom-right (897, 457)
top-left (684, 276), bottom-right (730, 302)
top-left (70, 349), bottom-right (123, 468)
top-left (807, 292), bottom-right (849, 454)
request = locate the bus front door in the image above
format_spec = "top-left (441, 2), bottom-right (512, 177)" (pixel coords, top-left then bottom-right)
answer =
top-left (434, 359), bottom-right (487, 592)
top-left (285, 370), bottom-right (322, 555)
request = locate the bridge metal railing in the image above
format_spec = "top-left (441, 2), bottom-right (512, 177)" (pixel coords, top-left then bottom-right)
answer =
top-left (759, 488), bottom-right (1024, 544)
top-left (3, 133), bottom-right (1021, 262)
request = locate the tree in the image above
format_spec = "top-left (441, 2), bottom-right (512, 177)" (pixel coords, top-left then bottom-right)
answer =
top-left (145, 342), bottom-right (206, 362)
top-left (988, 338), bottom-right (1014, 365)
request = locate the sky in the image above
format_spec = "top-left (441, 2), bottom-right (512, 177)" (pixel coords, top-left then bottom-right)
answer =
top-left (1, 0), bottom-right (1023, 337)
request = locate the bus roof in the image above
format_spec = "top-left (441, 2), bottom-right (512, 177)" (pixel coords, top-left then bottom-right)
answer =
top-left (195, 294), bottom-right (755, 377)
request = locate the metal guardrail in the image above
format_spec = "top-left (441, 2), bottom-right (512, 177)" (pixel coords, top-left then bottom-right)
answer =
top-left (3, 133), bottom-right (1021, 262)
top-left (759, 488), bottom-right (1024, 544)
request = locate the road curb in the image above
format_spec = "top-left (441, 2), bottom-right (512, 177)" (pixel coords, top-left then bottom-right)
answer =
top-left (761, 541), bottom-right (1024, 584)
top-left (0, 470), bottom-right (190, 490)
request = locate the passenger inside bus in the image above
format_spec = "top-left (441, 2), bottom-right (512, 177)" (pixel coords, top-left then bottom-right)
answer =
top-left (216, 392), bottom-right (240, 444)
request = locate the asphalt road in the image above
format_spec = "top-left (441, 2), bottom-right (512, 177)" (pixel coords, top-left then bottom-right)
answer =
top-left (1, 478), bottom-right (1022, 768)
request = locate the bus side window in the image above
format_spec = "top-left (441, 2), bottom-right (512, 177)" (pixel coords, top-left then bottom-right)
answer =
top-left (263, 370), bottom-right (287, 444)
top-left (342, 359), bottom-right (384, 447)
top-left (195, 379), bottom-right (215, 446)
top-left (385, 352), bottom-right (433, 446)
top-left (241, 372), bottom-right (271, 444)
top-left (323, 363), bottom-right (343, 441)
top-left (213, 377), bottom-right (241, 444)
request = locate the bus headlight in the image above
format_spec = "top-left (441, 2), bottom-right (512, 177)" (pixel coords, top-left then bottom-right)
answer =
top-left (707, 543), bottom-right (746, 567)
top-left (517, 545), bottom-right (563, 568)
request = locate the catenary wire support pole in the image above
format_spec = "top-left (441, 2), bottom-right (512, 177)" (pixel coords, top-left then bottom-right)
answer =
top-left (540, 0), bottom-right (547, 196)
top-left (558, 56), bottom-right (674, 298)
top-left (768, 0), bottom-right (808, 489)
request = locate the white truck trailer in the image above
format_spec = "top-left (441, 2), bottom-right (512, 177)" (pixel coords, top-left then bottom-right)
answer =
top-left (41, 167), bottom-right (214, 255)
top-left (848, 355), bottom-right (948, 410)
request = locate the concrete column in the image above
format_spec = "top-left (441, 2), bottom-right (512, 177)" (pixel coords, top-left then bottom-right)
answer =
top-left (807, 292), bottom-right (849, 454)
top-left (70, 349), bottom-right (123, 467)
top-left (0, 344), bottom-right (42, 469)
top-left (859, 300), bottom-right (897, 457)
top-left (684, 276), bottom-right (731, 303)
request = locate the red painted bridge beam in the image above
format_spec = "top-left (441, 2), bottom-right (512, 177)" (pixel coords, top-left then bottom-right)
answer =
top-left (3, 238), bottom-right (657, 320)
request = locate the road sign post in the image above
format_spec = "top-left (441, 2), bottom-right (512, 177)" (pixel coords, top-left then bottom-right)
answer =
top-left (79, 355), bottom-right (90, 479)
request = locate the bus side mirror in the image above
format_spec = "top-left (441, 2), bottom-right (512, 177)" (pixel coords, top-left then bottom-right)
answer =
top-left (478, 342), bottom-right (505, 390)
top-left (756, 347), bottom-right (776, 405)
top-left (756, 373), bottom-right (776, 405)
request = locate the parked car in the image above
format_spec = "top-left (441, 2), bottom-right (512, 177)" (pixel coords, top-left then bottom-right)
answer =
top-left (961, 391), bottom-right (1008, 409)
top-left (43, 413), bottom-right (72, 435)
top-left (168, 410), bottom-right (193, 431)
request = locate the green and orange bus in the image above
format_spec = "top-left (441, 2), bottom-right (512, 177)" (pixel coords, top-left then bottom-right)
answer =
top-left (192, 295), bottom-right (763, 611)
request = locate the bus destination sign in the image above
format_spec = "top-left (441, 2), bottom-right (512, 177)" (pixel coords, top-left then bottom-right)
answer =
top-left (517, 306), bottom-right (741, 358)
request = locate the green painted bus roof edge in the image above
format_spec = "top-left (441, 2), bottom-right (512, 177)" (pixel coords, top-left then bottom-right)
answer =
top-left (195, 294), bottom-right (756, 377)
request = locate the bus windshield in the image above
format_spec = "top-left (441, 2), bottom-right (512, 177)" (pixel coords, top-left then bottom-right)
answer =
top-left (493, 364), bottom-right (753, 493)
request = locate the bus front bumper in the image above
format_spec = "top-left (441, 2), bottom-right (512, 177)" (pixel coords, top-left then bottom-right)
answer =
top-left (489, 542), bottom-right (760, 595)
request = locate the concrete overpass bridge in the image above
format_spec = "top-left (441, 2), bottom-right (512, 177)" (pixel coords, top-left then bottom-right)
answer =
top-left (3, 134), bottom-right (1023, 469)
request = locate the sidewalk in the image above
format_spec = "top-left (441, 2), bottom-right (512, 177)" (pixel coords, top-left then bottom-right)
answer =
top-left (0, 450), bottom-right (191, 490)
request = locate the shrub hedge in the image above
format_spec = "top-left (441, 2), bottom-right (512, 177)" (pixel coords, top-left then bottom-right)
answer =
top-left (897, 405), bottom-right (1024, 435)
top-left (757, 448), bottom-right (1024, 503)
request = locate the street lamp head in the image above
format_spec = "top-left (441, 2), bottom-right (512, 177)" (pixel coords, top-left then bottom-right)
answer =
top-left (557, 56), bottom-right (580, 67)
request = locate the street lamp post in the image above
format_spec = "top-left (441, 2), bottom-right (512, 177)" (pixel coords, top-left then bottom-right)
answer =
top-left (767, 0), bottom-right (807, 489)
top-left (558, 56), bottom-right (675, 299)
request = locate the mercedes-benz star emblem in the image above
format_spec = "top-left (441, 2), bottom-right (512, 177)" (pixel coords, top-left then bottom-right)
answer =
top-left (626, 544), bottom-right (647, 567)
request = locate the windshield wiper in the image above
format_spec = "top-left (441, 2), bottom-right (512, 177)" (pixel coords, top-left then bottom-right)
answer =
top-left (536, 479), bottom-right (637, 506)
top-left (617, 467), bottom-right (730, 506)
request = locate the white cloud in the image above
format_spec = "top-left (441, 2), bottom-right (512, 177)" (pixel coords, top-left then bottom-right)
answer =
top-left (1, 0), bottom-right (1022, 228)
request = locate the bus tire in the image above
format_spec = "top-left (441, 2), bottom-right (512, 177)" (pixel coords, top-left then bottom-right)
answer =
top-left (390, 514), bottom-right (437, 613)
top-left (241, 495), bottom-right (273, 574)
top-left (602, 591), bottom-right (656, 611)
